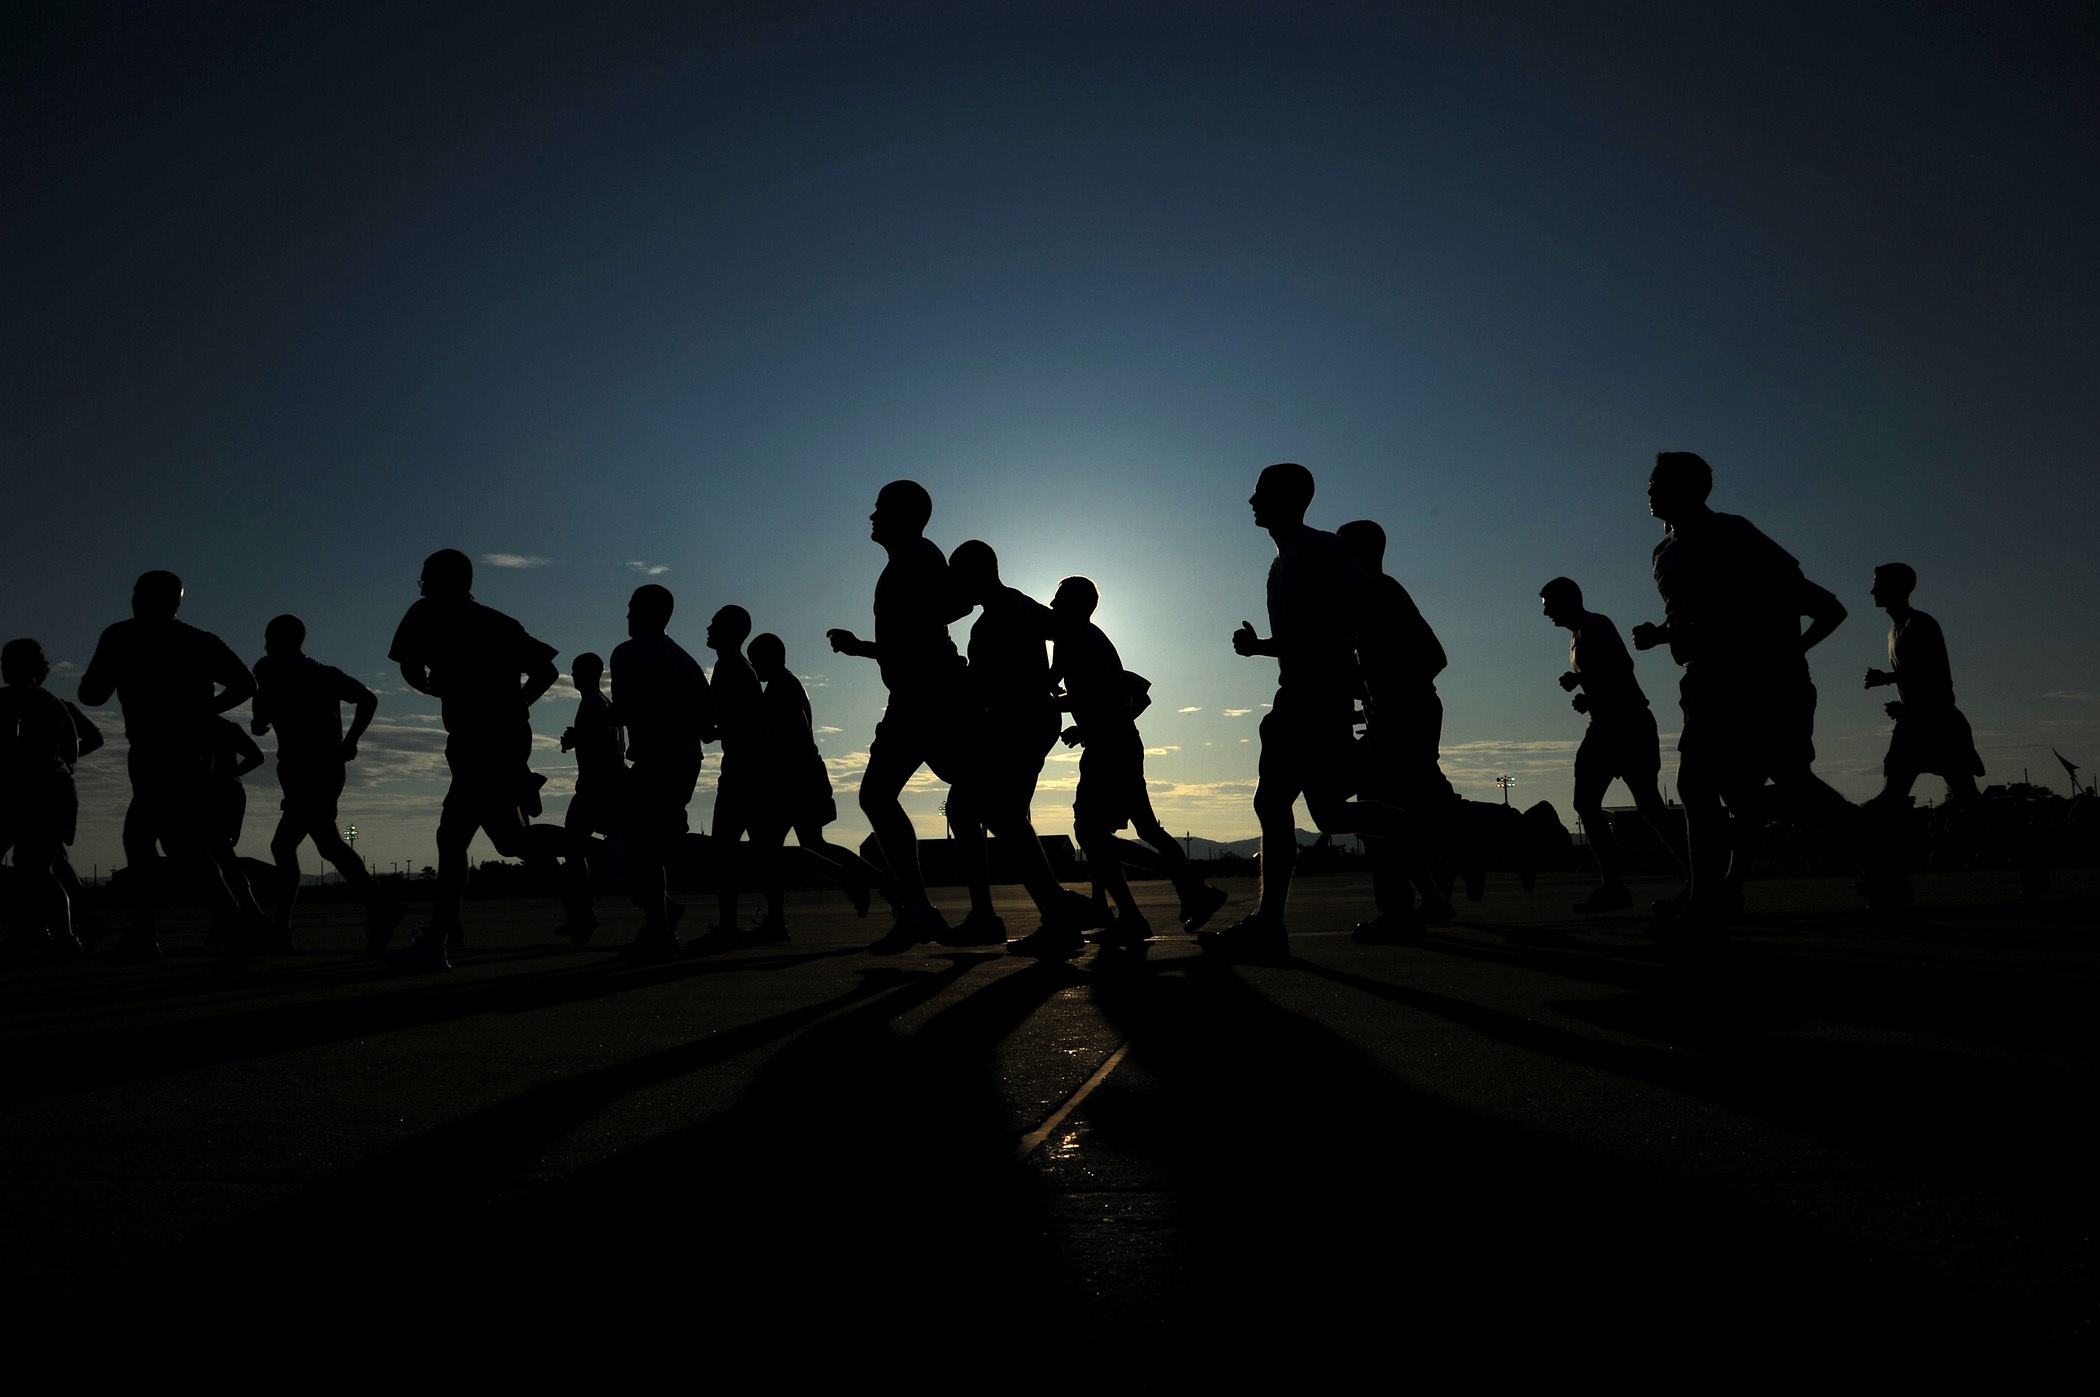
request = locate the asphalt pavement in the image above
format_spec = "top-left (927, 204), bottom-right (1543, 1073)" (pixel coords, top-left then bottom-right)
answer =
top-left (3, 869), bottom-right (2093, 1382)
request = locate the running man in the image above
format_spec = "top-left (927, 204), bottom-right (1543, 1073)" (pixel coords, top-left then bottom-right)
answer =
top-left (945, 540), bottom-right (1099, 959)
top-left (556, 652), bottom-right (623, 946)
top-left (610, 583), bottom-right (710, 961)
top-left (78, 570), bottom-right (268, 963)
top-left (1865, 563), bottom-right (1984, 806)
top-left (1049, 575), bottom-right (1227, 950)
top-left (387, 549), bottom-right (567, 970)
top-left (1540, 576), bottom-right (1687, 914)
top-left (690, 604), bottom-right (773, 953)
top-left (745, 631), bottom-right (890, 932)
top-left (826, 480), bottom-right (975, 955)
top-left (1215, 463), bottom-right (1417, 961)
top-left (250, 613), bottom-right (396, 952)
top-left (1, 639), bottom-right (82, 958)
top-left (1630, 451), bottom-right (1864, 928)
top-left (1338, 518), bottom-right (1458, 941)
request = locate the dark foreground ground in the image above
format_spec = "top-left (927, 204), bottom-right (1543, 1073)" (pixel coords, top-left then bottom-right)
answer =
top-left (3, 869), bottom-right (2094, 1383)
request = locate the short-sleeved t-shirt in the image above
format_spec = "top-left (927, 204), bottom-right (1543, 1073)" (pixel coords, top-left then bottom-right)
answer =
top-left (1356, 573), bottom-right (1445, 711)
top-left (254, 652), bottom-right (374, 765)
top-left (966, 586), bottom-right (1057, 720)
top-left (571, 687), bottom-right (625, 779)
top-left (1567, 610), bottom-right (1649, 718)
top-left (1053, 620), bottom-right (1135, 740)
top-left (1266, 523), bottom-right (1369, 693)
top-left (388, 597), bottom-right (557, 734)
top-left (873, 537), bottom-right (965, 697)
top-left (1, 684), bottom-right (80, 780)
top-left (1889, 609), bottom-right (1958, 710)
top-left (610, 632), bottom-right (709, 768)
top-left (709, 652), bottom-right (764, 756)
top-left (78, 617), bottom-right (251, 747)
top-left (1650, 511), bottom-right (1804, 673)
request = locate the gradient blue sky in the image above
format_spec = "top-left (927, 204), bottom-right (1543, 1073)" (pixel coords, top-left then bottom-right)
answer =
top-left (7, 1), bottom-right (2096, 877)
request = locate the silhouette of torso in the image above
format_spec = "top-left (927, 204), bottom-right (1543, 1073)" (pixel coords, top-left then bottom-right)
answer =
top-left (1650, 512), bottom-right (1803, 676)
top-left (1267, 523), bottom-right (1369, 693)
top-left (1568, 609), bottom-right (1649, 717)
top-left (610, 634), bottom-right (708, 767)
top-left (1054, 620), bottom-right (1133, 738)
top-left (967, 586), bottom-right (1058, 728)
top-left (79, 617), bottom-right (248, 747)
top-left (388, 597), bottom-right (555, 735)
top-left (873, 537), bottom-right (964, 697)
top-left (1356, 573), bottom-right (1444, 716)
top-left (1, 684), bottom-right (80, 780)
top-left (572, 687), bottom-right (624, 780)
top-left (254, 652), bottom-right (368, 766)
top-left (1888, 610), bottom-right (1957, 711)
top-left (710, 653), bottom-right (763, 762)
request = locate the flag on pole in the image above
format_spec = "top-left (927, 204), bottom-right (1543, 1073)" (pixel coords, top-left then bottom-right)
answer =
top-left (2053, 748), bottom-right (2081, 794)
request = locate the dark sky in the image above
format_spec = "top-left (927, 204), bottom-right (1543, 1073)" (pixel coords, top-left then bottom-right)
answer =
top-left (7, 1), bottom-right (2097, 873)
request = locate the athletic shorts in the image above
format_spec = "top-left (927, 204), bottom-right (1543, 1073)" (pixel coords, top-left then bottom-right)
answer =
top-left (1676, 667), bottom-right (1816, 781)
top-left (442, 722), bottom-right (541, 824)
top-left (1258, 684), bottom-right (1359, 807)
top-left (1574, 708), bottom-right (1663, 785)
top-left (625, 755), bottom-right (700, 850)
top-left (1074, 725), bottom-right (1146, 833)
top-left (278, 759), bottom-right (348, 824)
top-left (2, 772), bottom-right (78, 848)
top-left (1885, 705), bottom-right (1985, 779)
top-left (870, 688), bottom-right (971, 786)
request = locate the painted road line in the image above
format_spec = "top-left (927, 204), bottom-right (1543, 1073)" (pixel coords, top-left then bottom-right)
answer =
top-left (1014, 1041), bottom-right (1131, 1162)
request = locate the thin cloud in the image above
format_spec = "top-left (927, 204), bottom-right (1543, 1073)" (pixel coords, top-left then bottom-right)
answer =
top-left (626, 560), bottom-right (671, 576)
top-left (483, 553), bottom-right (551, 569)
top-left (1223, 708), bottom-right (1253, 717)
top-left (1178, 706), bottom-right (1202, 714)
top-left (816, 725), bottom-right (842, 735)
top-left (2043, 690), bottom-right (2098, 700)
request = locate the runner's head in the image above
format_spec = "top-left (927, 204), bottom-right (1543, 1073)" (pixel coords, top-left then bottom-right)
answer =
top-left (1, 638), bottom-right (51, 687)
top-left (871, 480), bottom-right (933, 545)
top-left (264, 614), bottom-right (307, 656)
top-left (749, 632), bottom-right (786, 681)
top-left (131, 570), bottom-right (184, 620)
top-left (1052, 575), bottom-right (1099, 619)
top-left (628, 584), bottom-right (674, 636)
top-left (1539, 577), bottom-right (1582, 627)
top-left (948, 539), bottom-right (999, 600)
top-left (1337, 519), bottom-right (1386, 572)
top-left (1250, 463), bottom-right (1314, 530)
top-left (419, 549), bottom-right (474, 599)
top-left (572, 652), bottom-right (604, 688)
top-left (707, 604), bottom-right (752, 652)
top-left (1648, 452), bottom-right (1713, 521)
top-left (1871, 563), bottom-right (1917, 610)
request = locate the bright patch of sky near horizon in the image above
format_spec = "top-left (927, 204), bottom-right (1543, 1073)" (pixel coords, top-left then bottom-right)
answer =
top-left (6, 1), bottom-right (2096, 876)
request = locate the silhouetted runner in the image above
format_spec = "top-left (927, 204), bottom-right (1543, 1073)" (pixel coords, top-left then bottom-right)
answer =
top-left (827, 481), bottom-right (974, 955)
top-left (1631, 452), bottom-right (1870, 929)
top-left (945, 540), bottom-right (1099, 959)
top-left (1049, 575), bottom-right (1226, 950)
top-left (251, 614), bottom-right (396, 952)
top-left (1214, 464), bottom-right (1416, 961)
top-left (386, 550), bottom-right (567, 970)
top-left (556, 651), bottom-right (623, 946)
top-left (2, 639), bottom-right (82, 957)
top-left (78, 570), bottom-right (268, 964)
top-left (1865, 564), bottom-right (1985, 808)
top-left (1338, 519), bottom-right (1458, 942)
top-left (1540, 576), bottom-right (1687, 914)
top-left (688, 604), bottom-right (776, 954)
top-left (745, 631), bottom-right (890, 932)
top-left (610, 583), bottom-right (710, 961)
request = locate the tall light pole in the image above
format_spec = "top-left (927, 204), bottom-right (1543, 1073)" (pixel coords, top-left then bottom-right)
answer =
top-left (1495, 774), bottom-right (1516, 806)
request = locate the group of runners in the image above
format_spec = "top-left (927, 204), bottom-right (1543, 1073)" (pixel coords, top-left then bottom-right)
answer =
top-left (1, 451), bottom-right (1985, 967)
